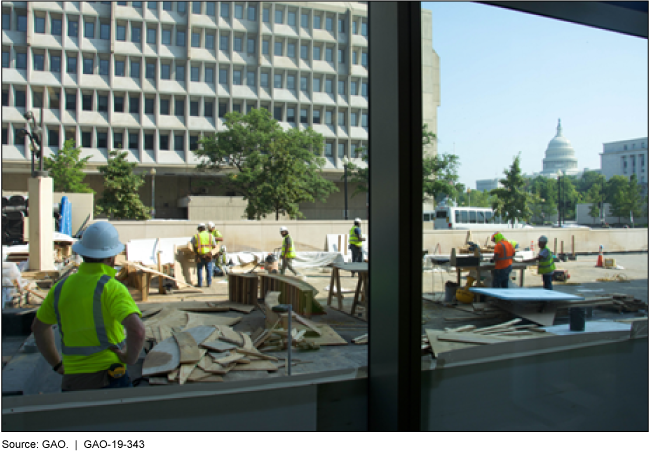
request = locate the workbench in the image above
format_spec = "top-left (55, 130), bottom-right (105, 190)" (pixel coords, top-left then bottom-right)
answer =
top-left (327, 263), bottom-right (368, 316)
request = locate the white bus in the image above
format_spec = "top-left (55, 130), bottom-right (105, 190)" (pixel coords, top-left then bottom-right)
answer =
top-left (425, 207), bottom-right (529, 230)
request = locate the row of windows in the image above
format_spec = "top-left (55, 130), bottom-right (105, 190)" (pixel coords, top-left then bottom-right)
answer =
top-left (3, 123), bottom-right (365, 158)
top-left (2, 86), bottom-right (369, 127)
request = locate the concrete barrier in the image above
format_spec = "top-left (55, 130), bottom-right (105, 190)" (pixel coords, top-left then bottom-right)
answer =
top-left (99, 220), bottom-right (647, 255)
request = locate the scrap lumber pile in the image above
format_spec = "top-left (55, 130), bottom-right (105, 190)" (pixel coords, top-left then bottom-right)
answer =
top-left (594, 293), bottom-right (648, 313)
top-left (6, 262), bottom-right (79, 307)
top-left (259, 273), bottom-right (326, 316)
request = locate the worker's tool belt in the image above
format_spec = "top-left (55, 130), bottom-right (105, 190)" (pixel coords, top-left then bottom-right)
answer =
top-left (61, 370), bottom-right (111, 391)
top-left (197, 254), bottom-right (213, 262)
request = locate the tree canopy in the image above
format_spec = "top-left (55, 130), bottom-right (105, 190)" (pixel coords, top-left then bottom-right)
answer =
top-left (43, 139), bottom-right (94, 193)
top-left (489, 154), bottom-right (535, 222)
top-left (193, 108), bottom-right (337, 220)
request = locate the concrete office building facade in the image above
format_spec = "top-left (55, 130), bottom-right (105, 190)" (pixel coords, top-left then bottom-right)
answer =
top-left (600, 137), bottom-right (648, 195)
top-left (1, 1), bottom-right (439, 219)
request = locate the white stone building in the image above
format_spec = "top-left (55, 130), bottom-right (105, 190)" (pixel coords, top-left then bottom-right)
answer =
top-left (1, 1), bottom-right (439, 219)
top-left (475, 178), bottom-right (500, 192)
top-left (600, 137), bottom-right (648, 195)
top-left (540, 119), bottom-right (579, 177)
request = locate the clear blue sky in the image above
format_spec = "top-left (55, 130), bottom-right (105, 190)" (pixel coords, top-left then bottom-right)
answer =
top-left (422, 2), bottom-right (648, 188)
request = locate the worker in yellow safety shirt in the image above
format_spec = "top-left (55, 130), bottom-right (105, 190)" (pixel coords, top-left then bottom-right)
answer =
top-left (279, 226), bottom-right (301, 276)
top-left (207, 222), bottom-right (224, 247)
top-left (524, 235), bottom-right (556, 290)
top-left (490, 232), bottom-right (515, 288)
top-left (215, 245), bottom-right (229, 276)
top-left (31, 222), bottom-right (145, 391)
top-left (191, 223), bottom-right (217, 287)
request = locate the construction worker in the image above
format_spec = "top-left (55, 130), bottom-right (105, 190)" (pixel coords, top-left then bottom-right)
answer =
top-left (191, 223), bottom-right (217, 287)
top-left (349, 218), bottom-right (365, 263)
top-left (279, 226), bottom-right (301, 276)
top-left (525, 235), bottom-right (556, 290)
top-left (31, 222), bottom-right (145, 391)
top-left (207, 222), bottom-right (224, 247)
top-left (490, 232), bottom-right (515, 288)
top-left (215, 245), bottom-right (229, 276)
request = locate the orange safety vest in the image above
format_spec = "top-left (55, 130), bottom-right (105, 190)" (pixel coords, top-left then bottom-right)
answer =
top-left (494, 240), bottom-right (514, 270)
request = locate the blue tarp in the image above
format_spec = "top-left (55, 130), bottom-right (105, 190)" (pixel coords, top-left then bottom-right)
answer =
top-left (59, 196), bottom-right (72, 236)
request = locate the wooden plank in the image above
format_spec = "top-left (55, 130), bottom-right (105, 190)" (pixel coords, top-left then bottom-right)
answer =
top-left (182, 326), bottom-right (218, 345)
top-left (173, 331), bottom-right (201, 364)
top-left (445, 325), bottom-right (477, 333)
top-left (437, 333), bottom-right (510, 345)
top-left (473, 319), bottom-right (523, 333)
top-left (352, 333), bottom-right (368, 344)
top-left (294, 313), bottom-right (322, 336)
top-left (141, 307), bottom-right (163, 319)
top-left (178, 305), bottom-right (230, 313)
top-left (217, 325), bottom-right (245, 346)
top-left (184, 313), bottom-right (242, 329)
top-left (217, 302), bottom-right (256, 314)
top-left (308, 325), bottom-right (348, 346)
top-left (142, 336), bottom-right (180, 377)
top-left (235, 348), bottom-right (279, 362)
top-left (188, 366), bottom-right (218, 382)
top-left (425, 329), bottom-right (476, 357)
top-left (254, 320), bottom-right (279, 348)
top-left (241, 333), bottom-right (254, 350)
top-left (123, 260), bottom-right (195, 288)
top-left (201, 340), bottom-right (238, 353)
top-left (214, 352), bottom-right (246, 365)
top-left (231, 360), bottom-right (279, 372)
top-left (178, 348), bottom-right (208, 385)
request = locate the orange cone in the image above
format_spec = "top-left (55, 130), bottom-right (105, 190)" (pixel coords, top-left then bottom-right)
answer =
top-left (596, 245), bottom-right (603, 267)
top-left (530, 241), bottom-right (535, 253)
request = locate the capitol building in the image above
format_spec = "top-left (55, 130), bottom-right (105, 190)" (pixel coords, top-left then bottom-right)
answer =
top-left (539, 119), bottom-right (580, 177)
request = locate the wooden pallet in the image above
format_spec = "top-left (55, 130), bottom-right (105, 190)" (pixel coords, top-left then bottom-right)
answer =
top-left (258, 274), bottom-right (324, 317)
top-left (227, 273), bottom-right (259, 305)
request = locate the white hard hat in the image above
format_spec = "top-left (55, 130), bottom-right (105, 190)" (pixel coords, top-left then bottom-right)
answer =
top-left (198, 223), bottom-right (206, 229)
top-left (72, 222), bottom-right (124, 259)
top-left (354, 218), bottom-right (361, 224)
top-left (221, 245), bottom-right (227, 252)
top-left (280, 226), bottom-right (288, 232)
top-left (208, 221), bottom-right (215, 228)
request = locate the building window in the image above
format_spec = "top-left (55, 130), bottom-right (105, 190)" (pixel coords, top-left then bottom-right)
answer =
top-left (1, 12), bottom-right (9, 30)
top-left (191, 65), bottom-right (199, 81)
top-left (145, 97), bottom-right (154, 114)
top-left (100, 22), bottom-right (110, 39)
top-left (339, 19), bottom-right (345, 33)
top-left (177, 2), bottom-right (186, 13)
top-left (177, 29), bottom-right (186, 46)
top-left (274, 74), bottom-right (282, 88)
top-left (218, 103), bottom-right (227, 118)
top-left (247, 38), bottom-right (255, 54)
top-left (247, 71), bottom-right (255, 87)
top-left (287, 107), bottom-right (295, 123)
top-left (82, 57), bottom-right (93, 74)
top-left (162, 29), bottom-right (171, 45)
top-left (314, 15), bottom-right (321, 29)
top-left (1, 89), bottom-right (8, 106)
top-left (300, 108), bottom-right (308, 124)
top-left (338, 49), bottom-right (345, 63)
top-left (190, 101), bottom-right (199, 116)
top-left (325, 142), bottom-right (333, 157)
top-left (191, 32), bottom-right (200, 47)
top-left (353, 20), bottom-right (357, 34)
top-left (362, 82), bottom-right (368, 97)
top-left (115, 60), bottom-right (125, 76)
top-left (247, 5), bottom-right (256, 21)
top-left (113, 131), bottom-right (123, 149)
top-left (114, 94), bottom-right (124, 112)
top-left (274, 106), bottom-right (282, 121)
top-left (32, 90), bottom-right (43, 108)
top-left (192, 2), bottom-right (201, 14)
top-left (362, 52), bottom-right (368, 67)
top-left (132, 25), bottom-right (141, 43)
top-left (300, 45), bottom-right (308, 60)
top-left (160, 99), bottom-right (169, 115)
top-left (51, 17), bottom-right (63, 35)
top-left (160, 63), bottom-right (170, 79)
top-left (338, 112), bottom-right (345, 126)
top-left (159, 133), bottom-right (169, 150)
top-left (338, 80), bottom-right (345, 95)
top-left (129, 131), bottom-right (139, 149)
top-left (205, 67), bottom-right (214, 83)
top-left (67, 55), bottom-right (77, 74)
top-left (206, 33), bottom-right (215, 49)
top-left (233, 70), bottom-right (242, 85)
top-left (313, 46), bottom-right (321, 60)
top-left (287, 75), bottom-right (295, 90)
top-left (144, 133), bottom-right (154, 150)
top-left (146, 62), bottom-right (155, 79)
top-left (17, 14), bottom-right (27, 32)
top-left (235, 4), bottom-right (243, 19)
top-left (16, 52), bottom-right (27, 69)
top-left (133, 2), bottom-right (143, 8)
top-left (175, 99), bottom-right (184, 116)
top-left (84, 20), bottom-right (94, 38)
top-left (2, 50), bottom-right (9, 68)
top-left (116, 25), bottom-right (126, 41)
top-left (97, 131), bottom-right (107, 148)
top-left (288, 11), bottom-right (296, 26)
top-left (14, 128), bottom-right (25, 145)
top-left (325, 78), bottom-right (333, 94)
top-left (351, 112), bottom-right (358, 127)
top-left (15, 89), bottom-right (26, 108)
top-left (288, 43), bottom-right (295, 58)
top-left (190, 134), bottom-right (199, 150)
top-left (232, 103), bottom-right (241, 113)
top-left (362, 113), bottom-right (368, 127)
top-left (98, 95), bottom-right (108, 112)
top-left (221, 3), bottom-right (229, 18)
top-left (361, 21), bottom-right (367, 36)
top-left (35, 16), bottom-right (45, 34)
top-left (274, 42), bottom-right (283, 56)
top-left (219, 68), bottom-right (228, 84)
top-left (205, 101), bottom-right (213, 117)
top-left (206, 2), bottom-right (215, 16)
top-left (261, 72), bottom-right (269, 88)
top-left (262, 40), bottom-right (269, 55)
top-left (338, 143), bottom-right (345, 158)
top-left (33, 54), bottom-right (45, 71)
top-left (263, 7), bottom-right (269, 23)
top-left (234, 36), bottom-right (242, 52)
top-left (220, 34), bottom-right (229, 51)
top-left (176, 64), bottom-right (184, 81)
top-left (300, 76), bottom-right (307, 92)
top-left (325, 110), bottom-right (333, 125)
top-left (129, 95), bottom-right (139, 113)
top-left (131, 60), bottom-right (140, 78)
top-left (99, 58), bottom-right (109, 75)
top-left (301, 13), bottom-right (309, 28)
top-left (82, 131), bottom-right (91, 147)
top-left (313, 78), bottom-right (321, 92)
top-left (325, 16), bottom-right (333, 31)
top-left (162, 2), bottom-right (172, 11)
top-left (48, 129), bottom-right (59, 147)
top-left (275, 9), bottom-right (283, 24)
top-left (174, 134), bottom-right (184, 151)
top-left (325, 48), bottom-right (333, 62)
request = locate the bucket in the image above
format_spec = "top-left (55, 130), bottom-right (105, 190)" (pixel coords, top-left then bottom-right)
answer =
top-left (569, 307), bottom-right (586, 331)
top-left (444, 281), bottom-right (459, 303)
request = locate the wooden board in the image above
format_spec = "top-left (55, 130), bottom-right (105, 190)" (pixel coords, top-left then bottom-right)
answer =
top-left (425, 329), bottom-right (476, 357)
top-left (214, 352), bottom-right (246, 365)
top-left (231, 360), bottom-right (279, 372)
top-left (184, 312), bottom-right (242, 329)
top-left (123, 260), bottom-right (195, 288)
top-left (182, 326), bottom-right (218, 345)
top-left (188, 366), bottom-right (218, 382)
top-left (217, 302), bottom-right (256, 314)
top-left (242, 333), bottom-right (254, 351)
top-left (235, 348), bottom-right (279, 362)
top-left (437, 332), bottom-right (510, 345)
top-left (201, 340), bottom-right (237, 353)
top-left (217, 325), bottom-right (244, 346)
top-left (178, 305), bottom-right (230, 313)
top-left (141, 307), bottom-right (163, 319)
top-left (173, 331), bottom-right (201, 364)
top-left (294, 313), bottom-right (323, 336)
top-left (143, 309), bottom-right (188, 330)
top-left (178, 348), bottom-right (208, 385)
top-left (307, 324), bottom-right (348, 346)
top-left (142, 336), bottom-right (180, 377)
top-left (159, 325), bottom-right (173, 342)
top-left (491, 301), bottom-right (558, 326)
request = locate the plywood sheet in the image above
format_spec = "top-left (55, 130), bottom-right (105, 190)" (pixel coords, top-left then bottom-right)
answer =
top-left (182, 326), bottom-right (218, 345)
top-left (308, 324), bottom-right (348, 346)
top-left (184, 312), bottom-right (242, 329)
top-left (217, 325), bottom-right (244, 346)
top-left (142, 336), bottom-right (180, 377)
top-left (218, 302), bottom-right (256, 314)
top-left (201, 340), bottom-right (237, 353)
top-left (143, 309), bottom-right (188, 330)
top-left (231, 360), bottom-right (279, 372)
top-left (425, 329), bottom-right (477, 357)
top-left (470, 287), bottom-right (584, 302)
top-left (437, 332), bottom-right (510, 345)
top-left (215, 352), bottom-right (246, 365)
top-left (173, 331), bottom-right (201, 364)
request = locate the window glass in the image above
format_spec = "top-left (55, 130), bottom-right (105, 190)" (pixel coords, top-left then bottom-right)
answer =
top-left (353, 20), bottom-right (357, 34)
top-left (159, 133), bottom-right (168, 150)
top-left (248, 6), bottom-right (256, 21)
top-left (301, 13), bottom-right (308, 28)
top-left (263, 8), bottom-right (269, 23)
top-left (338, 49), bottom-right (344, 63)
top-left (205, 102), bottom-right (214, 117)
top-left (160, 99), bottom-right (169, 114)
top-left (161, 63), bottom-right (170, 79)
top-left (361, 21), bottom-right (367, 36)
top-left (351, 81), bottom-right (357, 95)
top-left (261, 73), bottom-right (269, 87)
top-left (206, 33), bottom-right (215, 49)
top-left (233, 103), bottom-right (241, 113)
top-left (99, 58), bottom-right (109, 75)
top-left (68, 17), bottom-right (79, 37)
top-left (234, 37), bottom-right (242, 52)
top-left (287, 107), bottom-right (295, 122)
top-left (300, 45), bottom-right (308, 60)
top-left (274, 42), bottom-right (282, 56)
top-left (174, 134), bottom-right (184, 150)
top-left (116, 25), bottom-right (126, 41)
top-left (338, 112), bottom-right (345, 126)
top-left (219, 68), bottom-right (228, 84)
top-left (148, 2), bottom-right (157, 10)
top-left (144, 133), bottom-right (154, 149)
top-left (235, 4), bottom-right (243, 19)
top-left (274, 74), bottom-right (282, 88)
top-left (325, 142), bottom-right (332, 156)
top-left (100, 23), bottom-right (110, 39)
top-left (351, 112), bottom-right (357, 126)
top-left (162, 29), bottom-right (171, 45)
top-left (52, 18), bottom-right (62, 35)
top-left (339, 19), bottom-right (345, 33)
top-left (248, 38), bottom-right (255, 54)
top-left (362, 52), bottom-right (368, 67)
top-left (326, 16), bottom-right (333, 31)
top-left (233, 70), bottom-right (242, 85)
top-left (326, 110), bottom-right (332, 124)
top-left (288, 11), bottom-right (296, 26)
top-left (16, 52), bottom-right (27, 69)
top-left (129, 96), bottom-right (139, 113)
top-left (262, 40), bottom-right (269, 55)
top-left (131, 60), bottom-right (140, 78)
top-left (190, 135), bottom-right (199, 149)
top-left (177, 2), bottom-right (186, 13)
top-left (313, 78), bottom-right (320, 92)
top-left (147, 28), bottom-right (156, 44)
top-left (219, 103), bottom-right (227, 117)
top-left (338, 143), bottom-right (345, 157)
top-left (300, 76), bottom-right (307, 91)
top-left (338, 80), bottom-right (345, 95)
top-left (176, 64), bottom-right (184, 81)
top-left (114, 95), bottom-right (124, 112)
top-left (288, 43), bottom-right (295, 58)
top-left (326, 48), bottom-right (333, 62)
top-left (17, 14), bottom-right (27, 32)
top-left (84, 21), bottom-right (94, 38)
top-left (67, 55), bottom-right (77, 74)
top-left (35, 16), bottom-right (45, 33)
top-left (206, 2), bottom-right (215, 16)
top-left (469, 211), bottom-right (477, 224)
top-left (275, 10), bottom-right (283, 24)
top-left (1, 13), bottom-right (9, 30)
top-left (82, 131), bottom-right (91, 147)
top-left (162, 2), bottom-right (172, 11)
top-left (115, 60), bottom-right (125, 76)
top-left (131, 25), bottom-right (141, 43)
top-left (128, 131), bottom-right (139, 149)
top-left (247, 71), bottom-right (255, 87)
top-left (33, 54), bottom-right (45, 71)
top-left (2, 50), bottom-right (9, 68)
top-left (175, 99), bottom-right (184, 116)
top-left (313, 46), bottom-right (321, 60)
top-left (205, 67), bottom-right (214, 83)
top-left (362, 113), bottom-right (367, 127)
top-left (15, 89), bottom-right (26, 107)
top-left (220, 34), bottom-right (229, 51)
top-left (145, 97), bottom-right (154, 114)
top-left (192, 2), bottom-right (201, 14)
top-left (325, 79), bottom-right (333, 93)
top-left (82, 57), bottom-right (93, 74)
top-left (287, 75), bottom-right (295, 90)
top-left (192, 32), bottom-right (200, 47)
top-left (274, 106), bottom-right (282, 121)
top-left (98, 95), bottom-right (108, 112)
top-left (97, 131), bottom-right (107, 148)
top-left (48, 130), bottom-right (59, 147)
top-left (221, 3), bottom-right (229, 18)
top-left (190, 101), bottom-right (199, 116)
top-left (177, 29), bottom-right (186, 46)
top-left (300, 108), bottom-right (308, 124)
top-left (133, 2), bottom-right (143, 7)
top-left (362, 82), bottom-right (368, 96)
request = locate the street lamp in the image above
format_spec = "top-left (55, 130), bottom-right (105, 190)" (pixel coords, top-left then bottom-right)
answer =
top-left (342, 157), bottom-right (350, 220)
top-left (557, 170), bottom-right (563, 227)
top-left (467, 187), bottom-right (471, 206)
top-left (20, 111), bottom-right (44, 177)
top-left (150, 168), bottom-right (156, 218)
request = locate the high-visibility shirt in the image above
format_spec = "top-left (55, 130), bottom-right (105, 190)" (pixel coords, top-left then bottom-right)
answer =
top-left (36, 263), bottom-right (141, 374)
top-left (216, 252), bottom-right (228, 266)
top-left (194, 231), bottom-right (213, 255)
top-left (349, 226), bottom-right (362, 247)
top-left (494, 240), bottom-right (515, 270)
top-left (282, 234), bottom-right (297, 259)
top-left (509, 240), bottom-right (518, 249)
top-left (211, 229), bottom-right (223, 242)
top-left (538, 246), bottom-right (556, 275)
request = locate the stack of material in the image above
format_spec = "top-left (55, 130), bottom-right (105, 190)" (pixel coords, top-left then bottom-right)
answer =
top-left (6, 262), bottom-right (79, 307)
top-left (115, 258), bottom-right (199, 302)
top-left (259, 274), bottom-right (325, 316)
top-left (599, 293), bottom-right (648, 313)
top-left (228, 273), bottom-right (259, 305)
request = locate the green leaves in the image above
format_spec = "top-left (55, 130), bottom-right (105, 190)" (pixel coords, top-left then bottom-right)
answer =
top-left (192, 108), bottom-right (337, 220)
top-left (489, 154), bottom-right (534, 222)
top-left (43, 139), bottom-right (94, 193)
top-left (94, 149), bottom-right (151, 220)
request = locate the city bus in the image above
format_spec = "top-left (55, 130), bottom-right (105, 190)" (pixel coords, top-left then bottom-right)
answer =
top-left (426, 207), bottom-right (529, 230)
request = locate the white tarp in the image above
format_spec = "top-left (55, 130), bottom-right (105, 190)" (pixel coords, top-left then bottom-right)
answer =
top-left (227, 251), bottom-right (344, 269)
top-left (326, 234), bottom-right (368, 263)
top-left (126, 237), bottom-right (192, 266)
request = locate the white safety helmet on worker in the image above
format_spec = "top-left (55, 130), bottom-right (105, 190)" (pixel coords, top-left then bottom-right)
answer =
top-left (208, 221), bottom-right (215, 229)
top-left (72, 221), bottom-right (124, 259)
top-left (221, 245), bottom-right (227, 252)
top-left (197, 223), bottom-right (206, 229)
top-left (280, 226), bottom-right (288, 232)
top-left (354, 218), bottom-right (361, 224)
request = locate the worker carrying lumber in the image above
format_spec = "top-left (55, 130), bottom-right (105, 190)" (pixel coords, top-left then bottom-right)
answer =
top-left (524, 235), bottom-right (556, 290)
top-left (490, 232), bottom-right (515, 288)
top-left (191, 223), bottom-right (217, 287)
top-left (215, 245), bottom-right (229, 276)
top-left (207, 222), bottom-right (224, 246)
top-left (31, 222), bottom-right (145, 391)
top-left (279, 226), bottom-right (301, 276)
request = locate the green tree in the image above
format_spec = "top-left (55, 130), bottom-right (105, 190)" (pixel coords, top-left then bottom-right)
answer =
top-left (95, 149), bottom-right (151, 220)
top-left (193, 108), bottom-right (337, 220)
top-left (346, 147), bottom-right (368, 198)
top-left (43, 139), bottom-right (94, 193)
top-left (457, 189), bottom-right (492, 207)
top-left (489, 154), bottom-right (534, 222)
top-left (557, 176), bottom-right (582, 220)
top-left (528, 176), bottom-right (558, 224)
top-left (582, 173), bottom-right (606, 224)
top-left (422, 153), bottom-right (461, 203)
top-left (609, 174), bottom-right (645, 225)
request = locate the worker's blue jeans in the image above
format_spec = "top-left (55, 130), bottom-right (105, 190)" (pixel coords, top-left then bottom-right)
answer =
top-left (196, 259), bottom-right (213, 287)
top-left (542, 273), bottom-right (553, 290)
top-left (492, 266), bottom-right (512, 288)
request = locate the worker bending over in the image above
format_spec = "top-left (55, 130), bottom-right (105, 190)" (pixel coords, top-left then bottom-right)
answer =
top-left (215, 245), bottom-right (229, 276)
top-left (279, 226), bottom-right (301, 276)
top-left (525, 235), bottom-right (556, 290)
top-left (207, 222), bottom-right (224, 246)
top-left (192, 223), bottom-right (217, 287)
top-left (491, 232), bottom-right (515, 288)
top-left (32, 222), bottom-right (145, 391)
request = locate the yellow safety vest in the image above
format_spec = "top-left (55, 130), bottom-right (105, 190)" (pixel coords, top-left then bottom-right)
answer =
top-left (211, 229), bottom-right (223, 242)
top-left (282, 234), bottom-right (296, 259)
top-left (349, 226), bottom-right (362, 247)
top-left (194, 231), bottom-right (213, 255)
top-left (509, 240), bottom-right (518, 249)
top-left (538, 246), bottom-right (556, 275)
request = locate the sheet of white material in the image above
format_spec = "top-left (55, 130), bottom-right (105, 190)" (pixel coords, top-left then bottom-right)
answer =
top-left (543, 320), bottom-right (632, 336)
top-left (126, 237), bottom-right (192, 266)
top-left (227, 251), bottom-right (344, 269)
top-left (326, 234), bottom-right (368, 263)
